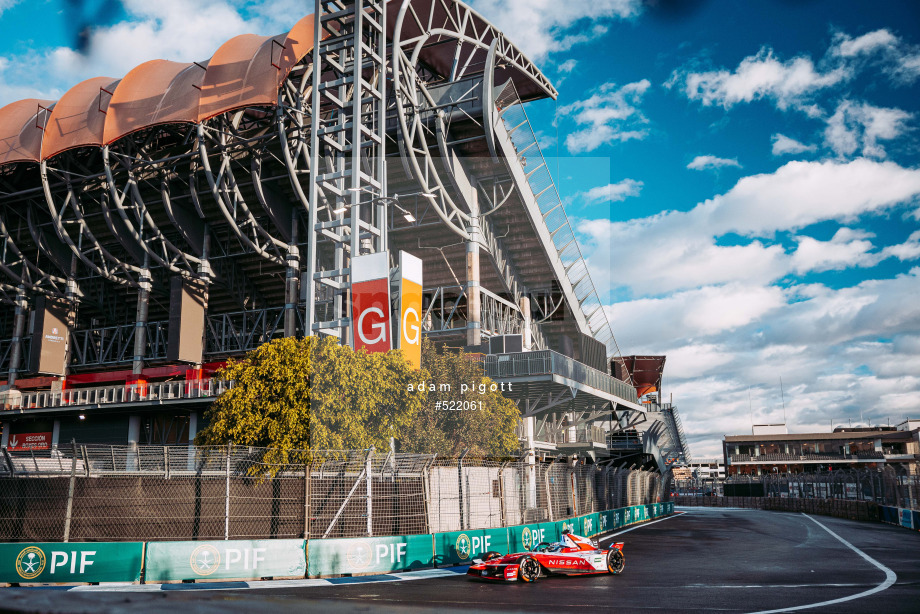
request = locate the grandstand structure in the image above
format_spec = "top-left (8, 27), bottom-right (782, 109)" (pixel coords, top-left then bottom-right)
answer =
top-left (0, 0), bottom-right (689, 469)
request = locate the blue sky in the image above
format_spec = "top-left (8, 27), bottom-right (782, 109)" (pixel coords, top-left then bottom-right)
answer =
top-left (2, 1), bottom-right (919, 457)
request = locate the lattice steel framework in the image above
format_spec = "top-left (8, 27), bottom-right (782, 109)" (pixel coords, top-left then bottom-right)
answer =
top-left (305, 0), bottom-right (388, 341)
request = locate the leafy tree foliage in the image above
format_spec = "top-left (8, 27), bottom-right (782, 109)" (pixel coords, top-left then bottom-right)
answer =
top-left (195, 337), bottom-right (521, 461)
top-left (195, 336), bottom-right (424, 463)
top-left (399, 340), bottom-right (520, 456)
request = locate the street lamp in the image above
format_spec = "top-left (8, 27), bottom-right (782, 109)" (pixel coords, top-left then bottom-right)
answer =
top-left (344, 187), bottom-right (431, 223)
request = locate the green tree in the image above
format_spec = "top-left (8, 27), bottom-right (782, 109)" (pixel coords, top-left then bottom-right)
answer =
top-left (399, 340), bottom-right (521, 456)
top-left (195, 336), bottom-right (426, 464)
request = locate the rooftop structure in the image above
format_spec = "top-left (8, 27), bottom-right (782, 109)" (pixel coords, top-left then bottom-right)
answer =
top-left (723, 424), bottom-right (920, 475)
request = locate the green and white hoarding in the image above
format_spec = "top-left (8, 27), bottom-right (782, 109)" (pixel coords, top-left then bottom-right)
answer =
top-left (0, 542), bottom-right (143, 584)
top-left (144, 539), bottom-right (305, 582)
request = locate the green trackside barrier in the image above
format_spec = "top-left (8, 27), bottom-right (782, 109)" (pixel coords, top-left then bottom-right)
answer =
top-left (579, 513), bottom-right (600, 537)
top-left (144, 539), bottom-right (306, 582)
top-left (308, 534), bottom-right (432, 577)
top-left (0, 503), bottom-right (677, 584)
top-left (508, 521), bottom-right (560, 552)
top-left (0, 542), bottom-right (143, 584)
top-left (598, 509), bottom-right (615, 533)
top-left (434, 528), bottom-right (511, 566)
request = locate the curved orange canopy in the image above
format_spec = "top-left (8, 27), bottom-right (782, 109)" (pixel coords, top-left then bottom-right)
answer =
top-left (0, 99), bottom-right (53, 166)
top-left (197, 15), bottom-right (316, 122)
top-left (41, 76), bottom-right (120, 160)
top-left (103, 60), bottom-right (207, 145)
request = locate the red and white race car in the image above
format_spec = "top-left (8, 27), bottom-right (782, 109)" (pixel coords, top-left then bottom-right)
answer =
top-left (467, 530), bottom-right (624, 582)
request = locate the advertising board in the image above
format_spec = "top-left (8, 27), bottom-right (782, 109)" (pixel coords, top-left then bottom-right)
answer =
top-left (144, 539), bottom-right (305, 582)
top-left (351, 252), bottom-right (391, 353)
top-left (0, 542), bottom-right (143, 584)
top-left (308, 534), bottom-right (432, 576)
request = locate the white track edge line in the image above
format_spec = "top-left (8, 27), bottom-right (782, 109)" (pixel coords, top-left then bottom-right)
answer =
top-left (745, 513), bottom-right (897, 614)
top-left (598, 512), bottom-right (685, 543)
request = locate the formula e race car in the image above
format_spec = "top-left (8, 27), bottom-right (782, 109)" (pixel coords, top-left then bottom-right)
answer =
top-left (467, 530), bottom-right (624, 582)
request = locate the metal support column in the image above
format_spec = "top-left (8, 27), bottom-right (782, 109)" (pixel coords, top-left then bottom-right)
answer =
top-left (519, 295), bottom-right (531, 350)
top-left (306, 0), bottom-right (387, 342)
top-left (285, 246), bottom-right (300, 337)
top-left (6, 285), bottom-right (28, 387)
top-left (466, 217), bottom-right (481, 348)
top-left (132, 262), bottom-right (152, 376)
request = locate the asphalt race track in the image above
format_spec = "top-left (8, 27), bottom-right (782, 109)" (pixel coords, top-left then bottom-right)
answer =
top-left (4, 508), bottom-right (920, 614)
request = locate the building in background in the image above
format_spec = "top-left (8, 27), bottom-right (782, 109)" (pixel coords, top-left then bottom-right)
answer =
top-left (723, 422), bottom-right (920, 476)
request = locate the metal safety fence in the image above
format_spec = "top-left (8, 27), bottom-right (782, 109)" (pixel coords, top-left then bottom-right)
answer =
top-left (674, 467), bottom-right (920, 510)
top-left (0, 445), bottom-right (669, 542)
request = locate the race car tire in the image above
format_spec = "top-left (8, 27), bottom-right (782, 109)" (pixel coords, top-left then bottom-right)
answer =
top-left (517, 556), bottom-right (540, 582)
top-left (482, 551), bottom-right (502, 561)
top-left (606, 549), bottom-right (625, 575)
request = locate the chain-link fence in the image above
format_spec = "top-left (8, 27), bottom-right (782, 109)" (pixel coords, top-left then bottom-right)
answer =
top-left (673, 468), bottom-right (920, 510)
top-left (0, 445), bottom-right (668, 542)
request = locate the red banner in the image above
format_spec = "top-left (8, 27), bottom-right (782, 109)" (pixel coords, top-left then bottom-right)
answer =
top-left (352, 277), bottom-right (392, 353)
top-left (8, 432), bottom-right (51, 451)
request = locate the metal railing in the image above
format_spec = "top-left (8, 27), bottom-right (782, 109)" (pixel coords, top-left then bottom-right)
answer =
top-left (10, 379), bottom-right (232, 410)
top-left (69, 322), bottom-right (169, 367)
top-left (205, 307), bottom-right (289, 356)
top-left (484, 350), bottom-right (639, 403)
top-left (0, 445), bottom-right (670, 542)
top-left (676, 469), bottom-right (920, 511)
top-left (495, 81), bottom-right (620, 356)
top-left (730, 452), bottom-right (887, 462)
top-left (0, 336), bottom-right (30, 375)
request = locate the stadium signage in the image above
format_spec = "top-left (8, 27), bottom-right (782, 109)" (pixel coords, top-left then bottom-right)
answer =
top-left (434, 529), bottom-right (510, 565)
top-left (308, 535), bottom-right (432, 576)
top-left (8, 432), bottom-right (51, 451)
top-left (351, 252), bottom-right (392, 353)
top-left (144, 539), bottom-right (306, 582)
top-left (398, 251), bottom-right (423, 369)
top-left (0, 542), bottom-right (143, 583)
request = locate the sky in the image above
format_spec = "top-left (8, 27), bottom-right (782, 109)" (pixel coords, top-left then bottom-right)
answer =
top-left (1, 1), bottom-right (919, 458)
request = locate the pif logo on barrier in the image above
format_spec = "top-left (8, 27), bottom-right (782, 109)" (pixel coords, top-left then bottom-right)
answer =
top-left (189, 545), bottom-right (220, 576)
top-left (346, 540), bottom-right (374, 571)
top-left (345, 540), bottom-right (408, 571)
top-left (15, 547), bottom-right (45, 580)
top-left (455, 534), bottom-right (472, 560)
top-left (521, 527), bottom-right (545, 550)
top-left (521, 527), bottom-right (532, 550)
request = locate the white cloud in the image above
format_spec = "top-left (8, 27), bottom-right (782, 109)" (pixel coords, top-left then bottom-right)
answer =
top-left (829, 28), bottom-right (920, 84)
top-left (831, 29), bottom-right (898, 57)
top-left (557, 59), bottom-right (577, 74)
top-left (672, 47), bottom-right (849, 111)
top-left (0, 0), bottom-right (20, 16)
top-left (611, 271), bottom-right (920, 456)
top-left (790, 228), bottom-right (876, 274)
top-left (558, 80), bottom-right (651, 153)
top-left (576, 159), bottom-right (920, 297)
top-left (468, 0), bottom-right (641, 61)
top-left (0, 0), bottom-right (307, 106)
top-left (880, 231), bottom-right (920, 262)
top-left (823, 100), bottom-right (912, 159)
top-left (899, 53), bottom-right (920, 82)
top-left (771, 133), bottom-right (816, 156)
top-left (579, 179), bottom-right (643, 204)
top-left (687, 155), bottom-right (741, 171)
top-left (579, 216), bottom-right (788, 295)
top-left (700, 158), bottom-right (920, 237)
